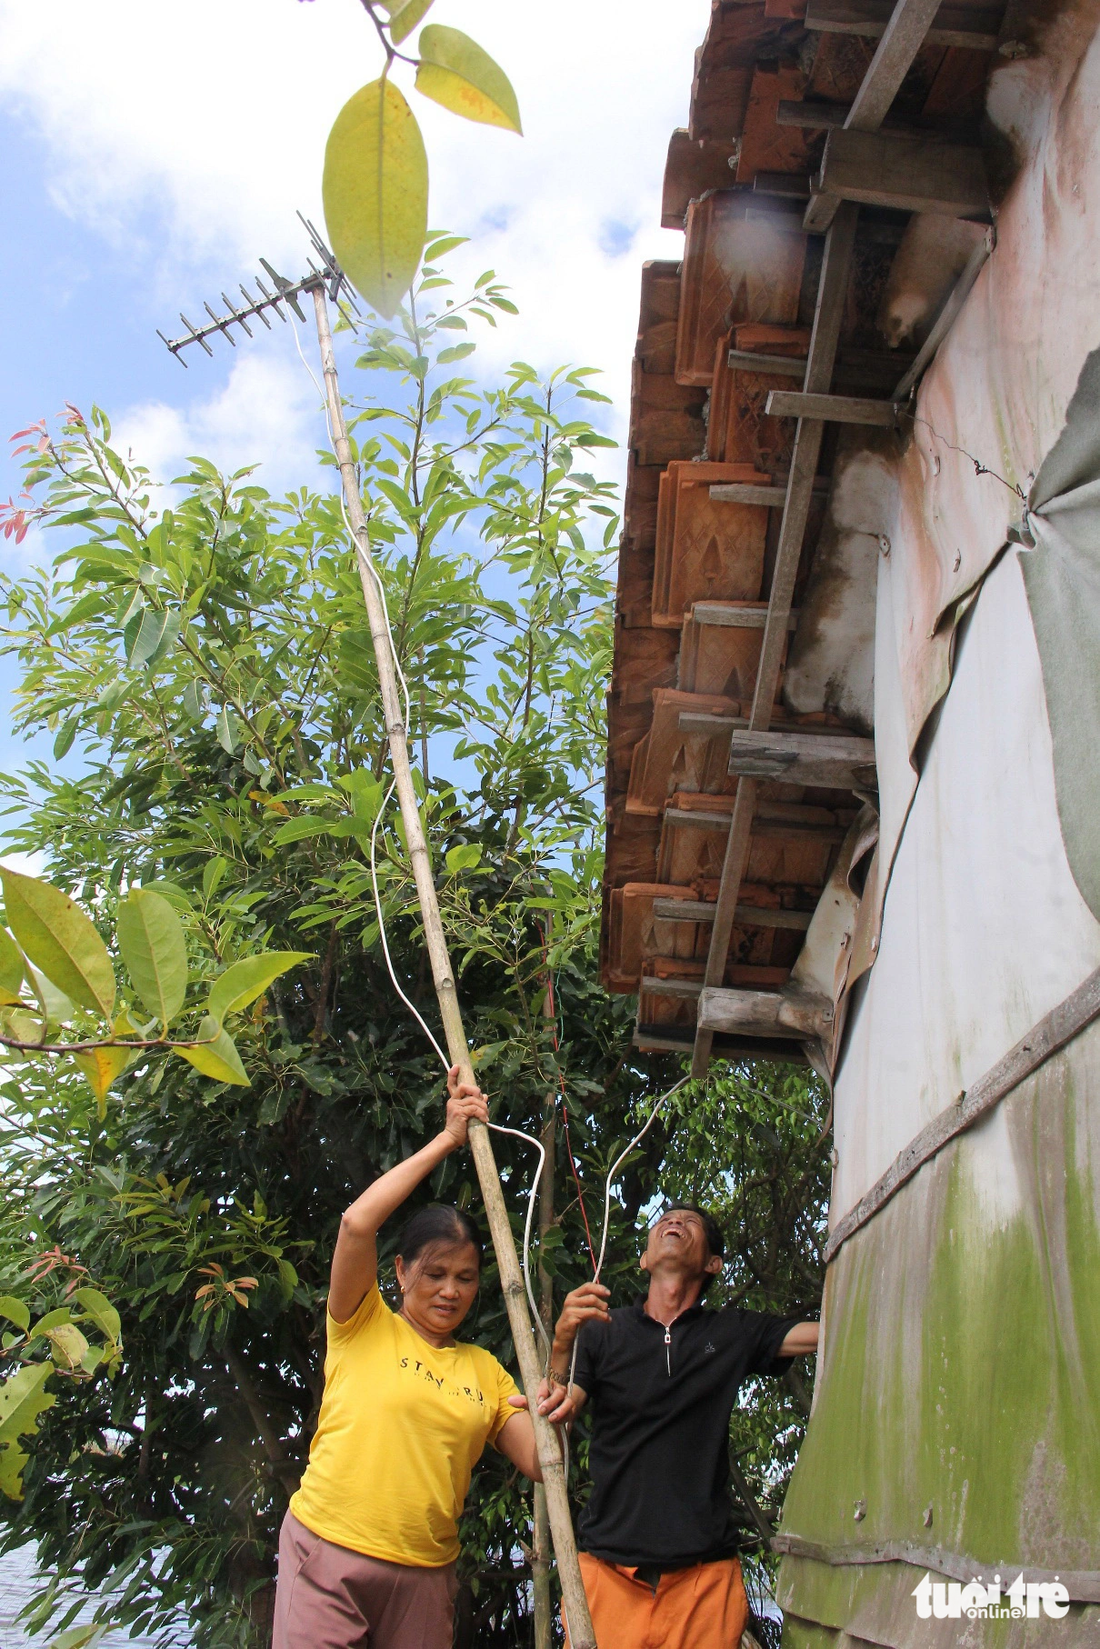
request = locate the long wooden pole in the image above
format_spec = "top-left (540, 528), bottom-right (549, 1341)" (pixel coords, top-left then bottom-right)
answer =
top-left (311, 286), bottom-right (596, 1649)
top-left (532, 969), bottom-right (558, 1649)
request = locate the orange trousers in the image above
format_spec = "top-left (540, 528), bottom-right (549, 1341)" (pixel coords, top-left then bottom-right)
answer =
top-left (564, 1552), bottom-right (749, 1649)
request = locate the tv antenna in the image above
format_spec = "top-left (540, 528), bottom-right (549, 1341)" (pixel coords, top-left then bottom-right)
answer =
top-left (157, 212), bottom-right (361, 366)
top-left (155, 212), bottom-right (599, 1647)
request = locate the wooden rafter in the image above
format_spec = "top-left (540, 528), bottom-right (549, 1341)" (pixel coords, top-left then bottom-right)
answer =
top-left (804, 0), bottom-right (958, 232)
top-left (690, 202), bottom-right (859, 1077)
top-left (687, 0), bottom-right (963, 1076)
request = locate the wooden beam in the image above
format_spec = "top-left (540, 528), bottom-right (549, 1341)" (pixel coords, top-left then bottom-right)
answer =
top-left (777, 100), bottom-right (851, 131)
top-left (815, 127), bottom-right (989, 217)
top-left (803, 0), bottom-right (979, 232)
top-left (698, 985), bottom-right (835, 1040)
top-left (727, 348), bottom-right (806, 377)
top-left (690, 599), bottom-right (800, 626)
top-left (727, 728), bottom-right (877, 788)
top-left (766, 389), bottom-right (899, 426)
top-left (691, 202), bottom-right (860, 1078)
top-left (805, 0), bottom-right (1001, 51)
top-left (639, 976), bottom-right (703, 999)
top-left (633, 1029), bottom-right (695, 1053)
top-left (845, 0), bottom-right (946, 131)
top-left (752, 202), bottom-right (859, 731)
top-left (652, 898), bottom-right (814, 930)
top-left (664, 807), bottom-right (848, 843)
top-left (678, 711), bottom-right (749, 736)
top-left (709, 483), bottom-right (789, 507)
top-left (893, 227), bottom-right (994, 400)
top-left (753, 172), bottom-right (811, 200)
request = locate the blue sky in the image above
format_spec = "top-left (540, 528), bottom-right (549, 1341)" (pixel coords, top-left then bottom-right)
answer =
top-left (0, 0), bottom-right (710, 795)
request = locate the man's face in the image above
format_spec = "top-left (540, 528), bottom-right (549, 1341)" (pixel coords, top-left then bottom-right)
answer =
top-left (640, 1207), bottom-right (720, 1281)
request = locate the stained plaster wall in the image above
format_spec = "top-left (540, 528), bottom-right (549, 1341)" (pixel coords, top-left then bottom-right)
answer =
top-left (777, 5), bottom-right (1100, 1639)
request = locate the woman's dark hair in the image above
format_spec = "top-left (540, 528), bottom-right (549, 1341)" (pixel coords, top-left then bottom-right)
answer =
top-left (396, 1204), bottom-right (483, 1271)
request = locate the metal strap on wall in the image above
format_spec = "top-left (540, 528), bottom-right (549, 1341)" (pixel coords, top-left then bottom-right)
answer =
top-left (823, 964), bottom-right (1100, 1263)
top-left (772, 1533), bottom-right (1100, 1604)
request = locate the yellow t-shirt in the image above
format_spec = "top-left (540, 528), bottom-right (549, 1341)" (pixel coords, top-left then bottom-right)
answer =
top-left (289, 1284), bottom-right (519, 1566)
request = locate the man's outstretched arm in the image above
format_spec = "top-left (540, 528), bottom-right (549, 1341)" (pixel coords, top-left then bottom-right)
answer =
top-left (779, 1322), bottom-right (819, 1356)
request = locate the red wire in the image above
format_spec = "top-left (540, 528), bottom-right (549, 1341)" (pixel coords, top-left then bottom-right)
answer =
top-left (542, 941), bottom-right (597, 1274)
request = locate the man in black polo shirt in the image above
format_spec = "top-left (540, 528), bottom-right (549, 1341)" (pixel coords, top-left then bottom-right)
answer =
top-left (540, 1203), bottom-right (818, 1648)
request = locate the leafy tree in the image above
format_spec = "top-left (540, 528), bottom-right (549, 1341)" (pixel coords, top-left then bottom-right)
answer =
top-left (0, 255), bottom-right (827, 1648)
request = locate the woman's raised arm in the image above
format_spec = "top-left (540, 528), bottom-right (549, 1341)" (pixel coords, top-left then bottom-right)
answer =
top-left (328, 1067), bottom-right (489, 1323)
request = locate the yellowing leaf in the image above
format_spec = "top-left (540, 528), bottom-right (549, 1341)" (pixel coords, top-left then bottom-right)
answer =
top-left (414, 27), bottom-right (522, 135)
top-left (0, 1361), bottom-right (55, 1446)
top-left (385, 0), bottom-right (434, 44)
top-left (323, 79), bottom-right (428, 320)
top-left (205, 952), bottom-right (312, 1027)
top-left (174, 1016), bottom-right (249, 1086)
top-left (117, 887), bottom-right (188, 1026)
top-left (1, 871), bottom-right (115, 1019)
top-left (72, 1045), bottom-right (134, 1116)
top-left (0, 928), bottom-right (24, 997)
top-left (44, 1321), bottom-right (89, 1371)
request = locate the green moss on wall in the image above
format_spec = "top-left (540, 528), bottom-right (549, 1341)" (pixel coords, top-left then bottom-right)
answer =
top-left (778, 1042), bottom-right (1100, 1635)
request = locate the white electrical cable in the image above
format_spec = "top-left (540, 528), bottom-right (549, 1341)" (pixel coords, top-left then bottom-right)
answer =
top-left (563, 1073), bottom-right (692, 1404)
top-left (294, 316), bottom-right (552, 1362)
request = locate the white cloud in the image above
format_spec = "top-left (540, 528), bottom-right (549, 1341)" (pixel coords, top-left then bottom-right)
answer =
top-left (115, 347), bottom-right (321, 488)
top-left (0, 0), bottom-right (710, 438)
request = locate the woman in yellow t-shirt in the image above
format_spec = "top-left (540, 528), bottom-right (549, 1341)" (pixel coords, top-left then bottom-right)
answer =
top-left (273, 1067), bottom-right (547, 1649)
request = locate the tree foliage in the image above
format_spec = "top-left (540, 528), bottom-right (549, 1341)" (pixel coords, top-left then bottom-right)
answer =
top-left (0, 257), bottom-right (827, 1647)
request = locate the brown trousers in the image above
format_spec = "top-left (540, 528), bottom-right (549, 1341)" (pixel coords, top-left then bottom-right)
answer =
top-left (273, 1512), bottom-right (457, 1649)
top-left (565, 1552), bottom-right (750, 1649)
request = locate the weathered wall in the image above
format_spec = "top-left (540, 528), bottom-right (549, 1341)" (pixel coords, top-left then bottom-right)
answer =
top-left (777, 3), bottom-right (1100, 1640)
top-left (779, 1027), bottom-right (1100, 1645)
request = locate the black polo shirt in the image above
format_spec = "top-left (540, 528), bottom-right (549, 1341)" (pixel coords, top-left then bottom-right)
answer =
top-left (572, 1298), bottom-right (799, 1568)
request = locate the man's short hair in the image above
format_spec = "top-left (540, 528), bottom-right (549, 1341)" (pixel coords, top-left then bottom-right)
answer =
top-left (657, 1202), bottom-right (727, 1293)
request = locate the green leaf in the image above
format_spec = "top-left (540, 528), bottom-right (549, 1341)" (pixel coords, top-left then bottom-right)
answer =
top-left (276, 1259), bottom-right (298, 1300)
top-left (116, 888), bottom-right (188, 1026)
top-left (0, 928), bottom-right (24, 998)
top-left (72, 1045), bottom-right (134, 1116)
top-left (0, 1297), bottom-right (30, 1334)
top-left (53, 715), bottom-right (79, 759)
top-left (49, 1627), bottom-right (119, 1649)
top-left (0, 1439), bottom-right (29, 1501)
top-left (323, 79), bottom-right (428, 320)
top-left (72, 1288), bottom-right (122, 1346)
top-left (202, 856), bottom-right (229, 902)
top-left (415, 27), bottom-right (522, 134)
top-left (216, 703), bottom-right (242, 755)
top-left (385, 0), bottom-right (434, 43)
top-left (1, 870), bottom-right (115, 1019)
top-left (0, 1361), bottom-right (55, 1446)
top-left (272, 816), bottom-right (354, 844)
top-left (205, 952), bottom-right (312, 1027)
top-left (174, 1017), bottom-right (250, 1086)
top-left (445, 844), bottom-right (482, 874)
top-left (438, 343), bottom-right (476, 363)
top-left (126, 607), bottom-right (179, 670)
top-left (26, 962), bottom-right (74, 1026)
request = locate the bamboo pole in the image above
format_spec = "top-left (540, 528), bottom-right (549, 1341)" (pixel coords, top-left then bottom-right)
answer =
top-left (310, 286), bottom-right (596, 1649)
top-left (532, 968), bottom-right (558, 1649)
